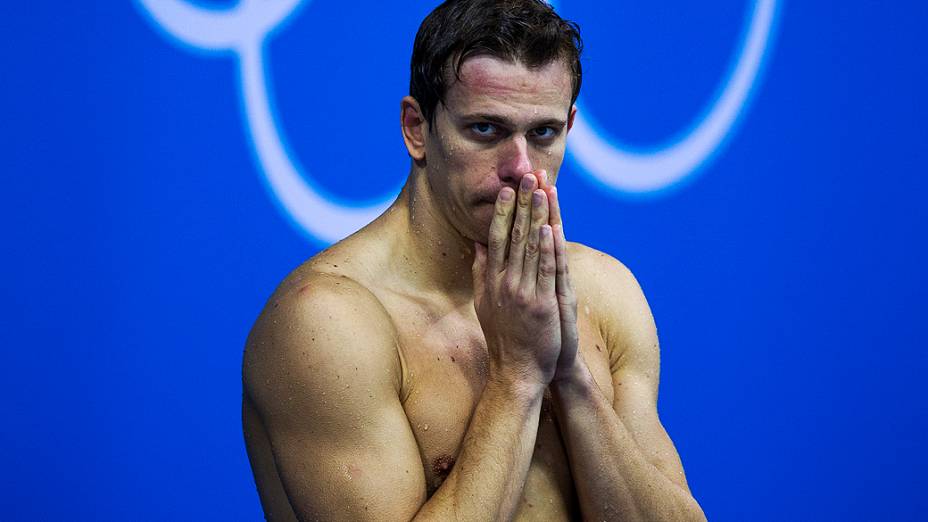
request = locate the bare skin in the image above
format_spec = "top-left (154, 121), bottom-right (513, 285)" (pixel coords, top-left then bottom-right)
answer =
top-left (242, 56), bottom-right (706, 521)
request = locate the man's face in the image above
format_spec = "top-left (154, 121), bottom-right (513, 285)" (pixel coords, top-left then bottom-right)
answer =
top-left (423, 55), bottom-right (575, 244)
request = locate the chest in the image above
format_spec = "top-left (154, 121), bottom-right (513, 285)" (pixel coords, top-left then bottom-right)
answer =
top-left (383, 296), bottom-right (616, 516)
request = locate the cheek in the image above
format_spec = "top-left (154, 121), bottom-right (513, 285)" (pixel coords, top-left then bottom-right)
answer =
top-left (440, 147), bottom-right (490, 188)
top-left (539, 146), bottom-right (568, 183)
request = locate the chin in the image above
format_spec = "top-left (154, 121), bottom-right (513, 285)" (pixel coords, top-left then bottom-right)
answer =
top-left (454, 219), bottom-right (490, 247)
top-left (470, 206), bottom-right (495, 243)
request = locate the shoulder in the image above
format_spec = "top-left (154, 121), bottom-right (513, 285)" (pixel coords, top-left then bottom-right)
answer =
top-left (566, 241), bottom-right (645, 304)
top-left (243, 266), bottom-right (403, 415)
top-left (567, 241), bottom-right (659, 374)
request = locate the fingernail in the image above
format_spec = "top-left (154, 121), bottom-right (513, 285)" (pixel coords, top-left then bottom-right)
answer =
top-left (532, 190), bottom-right (544, 206)
top-left (521, 175), bottom-right (535, 190)
top-left (500, 188), bottom-right (514, 201)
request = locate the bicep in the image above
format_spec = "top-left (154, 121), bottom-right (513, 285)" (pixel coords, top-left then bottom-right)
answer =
top-left (267, 381), bottom-right (426, 521)
top-left (244, 276), bottom-right (427, 521)
top-left (592, 256), bottom-right (693, 493)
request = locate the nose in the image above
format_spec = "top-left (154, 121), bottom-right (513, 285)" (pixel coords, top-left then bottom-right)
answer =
top-left (497, 136), bottom-right (533, 187)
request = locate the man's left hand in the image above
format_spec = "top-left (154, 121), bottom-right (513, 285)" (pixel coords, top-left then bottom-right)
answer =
top-left (530, 170), bottom-right (581, 382)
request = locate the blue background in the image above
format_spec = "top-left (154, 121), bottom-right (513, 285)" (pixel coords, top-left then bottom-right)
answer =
top-left (3, 1), bottom-right (926, 520)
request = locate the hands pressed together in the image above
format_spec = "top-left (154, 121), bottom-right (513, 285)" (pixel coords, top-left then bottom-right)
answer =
top-left (472, 170), bottom-right (580, 389)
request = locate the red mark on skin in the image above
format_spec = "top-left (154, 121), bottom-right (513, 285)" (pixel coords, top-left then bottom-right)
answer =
top-left (455, 56), bottom-right (571, 100)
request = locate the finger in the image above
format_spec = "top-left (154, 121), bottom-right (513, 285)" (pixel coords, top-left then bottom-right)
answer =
top-left (520, 189), bottom-right (549, 294)
top-left (552, 223), bottom-right (578, 345)
top-left (487, 187), bottom-right (516, 274)
top-left (536, 225), bottom-right (556, 297)
top-left (532, 169), bottom-right (548, 191)
top-left (553, 223), bottom-right (572, 299)
top-left (548, 185), bottom-right (563, 230)
top-left (507, 174), bottom-right (537, 276)
top-left (472, 241), bottom-right (487, 299)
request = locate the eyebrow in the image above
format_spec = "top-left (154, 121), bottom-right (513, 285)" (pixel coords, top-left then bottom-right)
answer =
top-left (458, 112), bottom-right (567, 128)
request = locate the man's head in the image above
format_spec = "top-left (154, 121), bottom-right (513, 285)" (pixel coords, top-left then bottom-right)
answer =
top-left (409, 0), bottom-right (583, 130)
top-left (401, 0), bottom-right (583, 243)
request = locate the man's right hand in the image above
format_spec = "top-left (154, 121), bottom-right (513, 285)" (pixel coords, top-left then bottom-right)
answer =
top-left (472, 173), bottom-right (561, 390)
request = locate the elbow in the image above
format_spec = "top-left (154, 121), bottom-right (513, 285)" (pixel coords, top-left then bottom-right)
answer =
top-left (655, 486), bottom-right (705, 522)
top-left (637, 491), bottom-right (706, 522)
top-left (680, 495), bottom-right (707, 522)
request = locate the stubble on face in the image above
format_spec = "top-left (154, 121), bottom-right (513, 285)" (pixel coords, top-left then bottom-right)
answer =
top-left (423, 55), bottom-right (574, 244)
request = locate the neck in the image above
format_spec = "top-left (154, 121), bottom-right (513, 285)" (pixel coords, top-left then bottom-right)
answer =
top-left (387, 168), bottom-right (477, 301)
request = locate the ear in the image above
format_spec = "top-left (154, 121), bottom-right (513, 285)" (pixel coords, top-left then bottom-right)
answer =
top-left (566, 105), bottom-right (578, 132)
top-left (401, 96), bottom-right (428, 162)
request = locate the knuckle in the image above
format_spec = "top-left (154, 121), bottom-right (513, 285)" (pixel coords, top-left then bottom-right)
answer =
top-left (510, 226), bottom-right (524, 244)
top-left (524, 240), bottom-right (539, 257)
top-left (504, 278), bottom-right (520, 296)
top-left (539, 261), bottom-right (555, 278)
top-left (488, 234), bottom-right (507, 253)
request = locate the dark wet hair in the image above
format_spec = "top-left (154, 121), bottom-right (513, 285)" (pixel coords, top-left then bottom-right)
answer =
top-left (410, 0), bottom-right (583, 128)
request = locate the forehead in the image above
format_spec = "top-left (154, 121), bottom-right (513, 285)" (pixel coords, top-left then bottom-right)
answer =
top-left (443, 55), bottom-right (573, 120)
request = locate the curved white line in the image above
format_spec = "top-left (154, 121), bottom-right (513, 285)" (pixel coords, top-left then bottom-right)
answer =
top-left (567, 0), bottom-right (778, 193)
top-left (137, 0), bottom-right (392, 244)
top-left (238, 43), bottom-right (393, 244)
top-left (138, 0), bottom-right (304, 50)
top-left (139, 0), bottom-right (779, 243)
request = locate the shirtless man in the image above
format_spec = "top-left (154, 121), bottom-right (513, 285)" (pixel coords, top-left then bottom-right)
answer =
top-left (242, 1), bottom-right (706, 520)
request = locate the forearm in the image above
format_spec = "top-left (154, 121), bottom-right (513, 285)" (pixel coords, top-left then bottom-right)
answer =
top-left (413, 374), bottom-right (544, 522)
top-left (551, 363), bottom-right (706, 522)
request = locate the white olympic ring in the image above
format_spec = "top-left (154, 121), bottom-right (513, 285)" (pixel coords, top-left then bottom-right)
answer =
top-left (136, 0), bottom-right (780, 243)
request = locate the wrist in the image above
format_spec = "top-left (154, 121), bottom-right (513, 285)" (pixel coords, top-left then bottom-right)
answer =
top-left (486, 367), bottom-right (548, 403)
top-left (550, 357), bottom-right (593, 397)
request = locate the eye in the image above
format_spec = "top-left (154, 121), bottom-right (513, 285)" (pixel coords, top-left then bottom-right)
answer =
top-left (531, 126), bottom-right (559, 140)
top-left (470, 122), bottom-right (498, 138)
